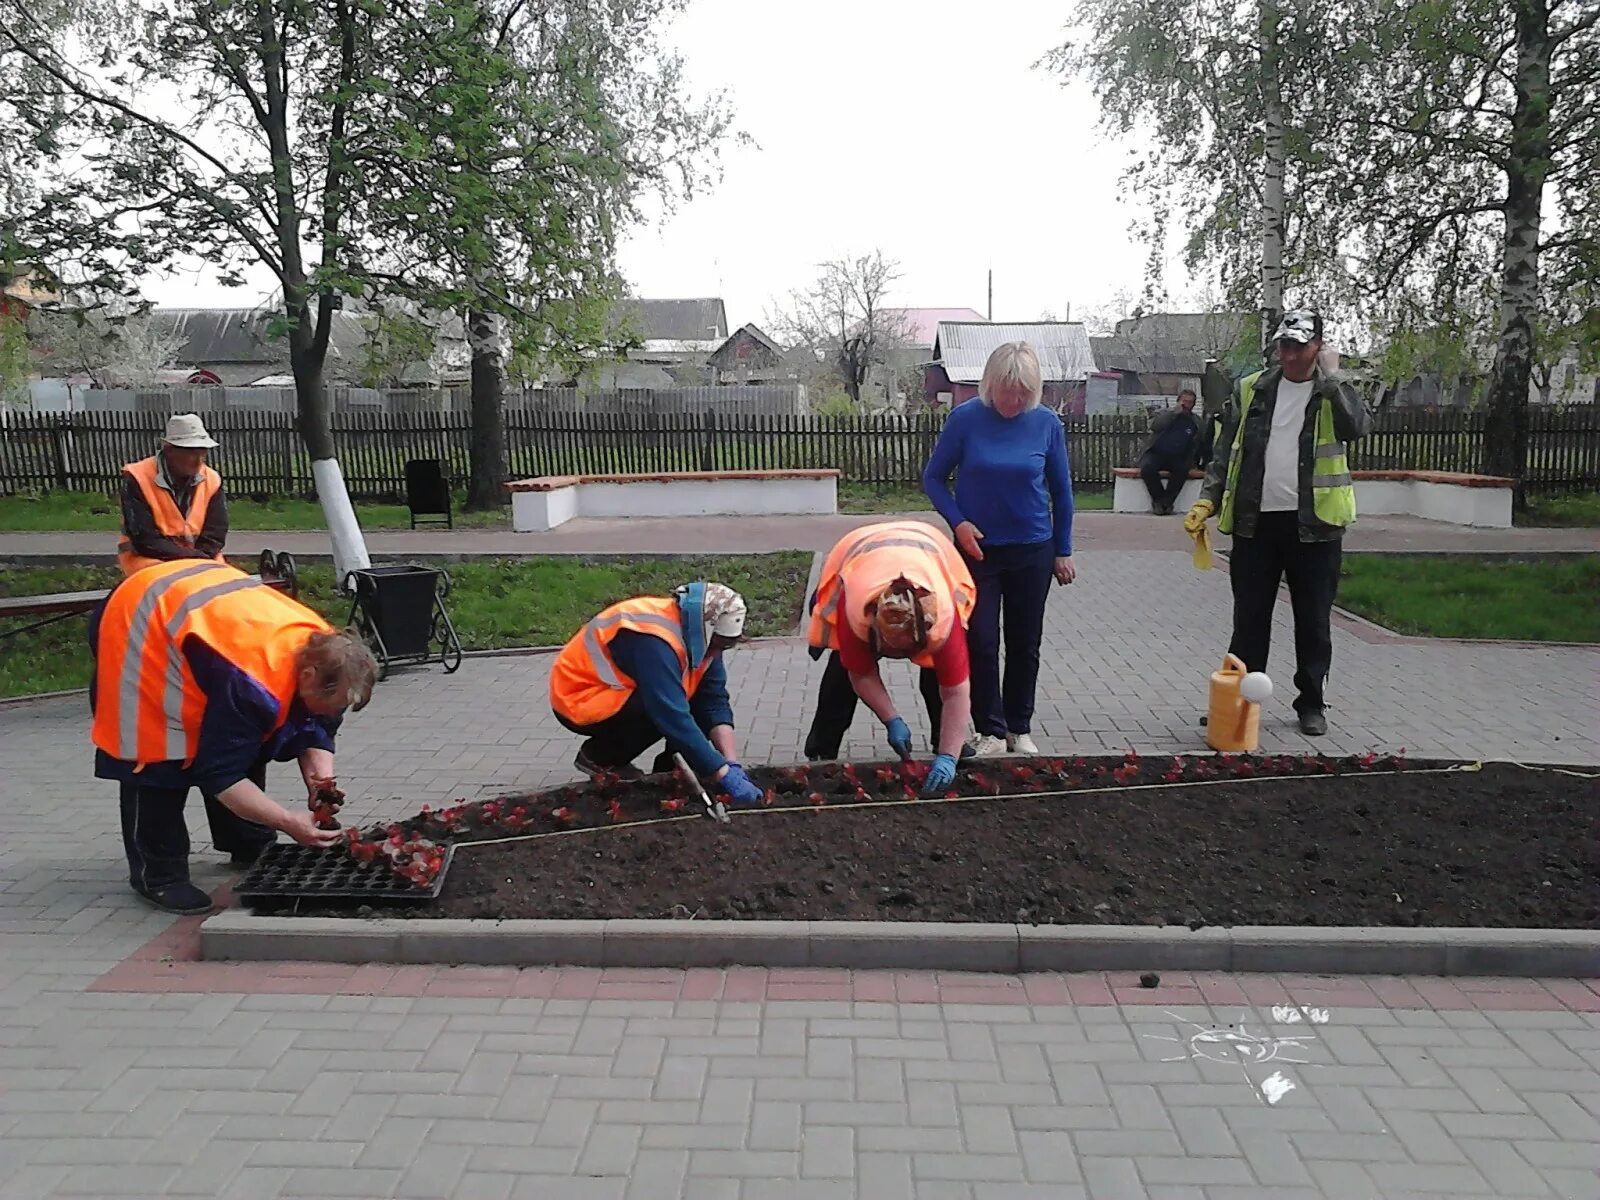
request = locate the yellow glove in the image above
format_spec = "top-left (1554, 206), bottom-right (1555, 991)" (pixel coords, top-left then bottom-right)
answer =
top-left (1182, 499), bottom-right (1214, 534)
top-left (1184, 499), bottom-right (1214, 571)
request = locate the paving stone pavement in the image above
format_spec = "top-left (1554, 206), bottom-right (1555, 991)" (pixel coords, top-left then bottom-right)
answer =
top-left (4, 510), bottom-right (1598, 561)
top-left (1, 548), bottom-right (1597, 1199)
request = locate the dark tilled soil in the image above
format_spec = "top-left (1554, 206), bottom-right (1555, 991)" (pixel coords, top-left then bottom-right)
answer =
top-left (421, 762), bottom-right (1594, 928)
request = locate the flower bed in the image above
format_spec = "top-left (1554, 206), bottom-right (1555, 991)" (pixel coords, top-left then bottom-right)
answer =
top-left (268, 755), bottom-right (1596, 930)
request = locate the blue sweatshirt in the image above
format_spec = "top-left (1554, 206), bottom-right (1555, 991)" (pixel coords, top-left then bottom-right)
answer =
top-left (922, 401), bottom-right (1076, 555)
top-left (92, 633), bottom-right (340, 796)
top-left (608, 630), bottom-right (734, 777)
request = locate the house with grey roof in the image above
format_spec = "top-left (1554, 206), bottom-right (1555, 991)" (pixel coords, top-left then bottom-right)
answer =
top-left (923, 321), bottom-right (1097, 413)
top-left (149, 308), bottom-right (371, 386)
top-left (1089, 311), bottom-right (1256, 397)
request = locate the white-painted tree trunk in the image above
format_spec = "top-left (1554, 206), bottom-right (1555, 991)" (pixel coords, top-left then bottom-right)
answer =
top-left (312, 457), bottom-right (372, 584)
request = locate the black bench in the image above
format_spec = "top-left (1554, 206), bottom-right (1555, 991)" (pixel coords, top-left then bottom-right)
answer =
top-left (0, 550), bottom-right (300, 645)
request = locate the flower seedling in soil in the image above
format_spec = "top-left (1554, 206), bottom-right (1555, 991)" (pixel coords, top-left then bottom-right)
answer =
top-left (309, 776), bottom-right (345, 830)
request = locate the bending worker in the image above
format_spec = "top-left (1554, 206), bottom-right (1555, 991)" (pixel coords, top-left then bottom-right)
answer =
top-left (90, 559), bottom-right (378, 914)
top-left (118, 413), bottom-right (229, 575)
top-left (804, 520), bottom-right (976, 796)
top-left (551, 581), bottom-right (764, 807)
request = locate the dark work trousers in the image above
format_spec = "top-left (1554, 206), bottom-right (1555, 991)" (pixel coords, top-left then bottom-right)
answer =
top-left (802, 650), bottom-right (944, 759)
top-left (557, 693), bottom-right (719, 774)
top-left (120, 763), bottom-right (275, 892)
top-left (1226, 511), bottom-right (1342, 715)
top-left (1139, 453), bottom-right (1191, 512)
top-left (963, 540), bottom-right (1055, 739)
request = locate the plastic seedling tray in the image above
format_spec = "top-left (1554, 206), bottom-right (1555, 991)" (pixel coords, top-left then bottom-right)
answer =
top-left (235, 842), bottom-right (454, 904)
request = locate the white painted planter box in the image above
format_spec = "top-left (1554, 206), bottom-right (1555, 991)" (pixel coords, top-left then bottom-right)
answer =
top-left (1112, 472), bottom-right (1204, 514)
top-left (1111, 468), bottom-right (1513, 528)
top-left (509, 470), bottom-right (839, 532)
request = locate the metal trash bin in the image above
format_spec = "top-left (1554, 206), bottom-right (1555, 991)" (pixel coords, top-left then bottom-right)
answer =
top-left (404, 459), bottom-right (453, 529)
top-left (345, 564), bottom-right (463, 679)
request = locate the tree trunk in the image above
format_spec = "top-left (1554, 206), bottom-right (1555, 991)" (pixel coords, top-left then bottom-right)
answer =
top-left (290, 330), bottom-right (337, 462)
top-left (1483, 0), bottom-right (1550, 506)
top-left (1258, 0), bottom-right (1287, 358)
top-left (466, 307), bottom-right (508, 512)
top-left (290, 306), bottom-right (370, 581)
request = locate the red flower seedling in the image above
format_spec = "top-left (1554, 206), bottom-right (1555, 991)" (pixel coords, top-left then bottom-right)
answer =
top-left (607, 798), bottom-right (626, 824)
top-left (1234, 760), bottom-right (1257, 777)
top-left (660, 798), bottom-right (686, 814)
top-left (808, 791), bottom-right (826, 807)
top-left (550, 806), bottom-right (577, 826)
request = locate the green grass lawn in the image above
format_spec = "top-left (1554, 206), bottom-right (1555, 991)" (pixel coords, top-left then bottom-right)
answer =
top-left (0, 489), bottom-right (509, 531)
top-left (837, 483), bottom-right (1112, 514)
top-left (6, 485), bottom-right (1113, 525)
top-left (1517, 492), bottom-right (1600, 528)
top-left (0, 552), bottom-right (811, 698)
top-left (1338, 553), bottom-right (1600, 642)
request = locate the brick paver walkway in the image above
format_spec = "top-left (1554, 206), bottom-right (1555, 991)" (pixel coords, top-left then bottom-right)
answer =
top-left (4, 510), bottom-right (1598, 561)
top-left (1, 549), bottom-right (1596, 1198)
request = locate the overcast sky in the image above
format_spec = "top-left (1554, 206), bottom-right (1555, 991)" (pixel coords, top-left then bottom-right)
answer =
top-left (148, 0), bottom-right (1176, 328)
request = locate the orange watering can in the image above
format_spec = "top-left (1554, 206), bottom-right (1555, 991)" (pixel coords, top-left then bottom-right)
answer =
top-left (1206, 654), bottom-right (1274, 752)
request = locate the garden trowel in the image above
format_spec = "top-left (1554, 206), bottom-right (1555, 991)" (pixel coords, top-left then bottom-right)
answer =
top-left (673, 753), bottom-right (729, 824)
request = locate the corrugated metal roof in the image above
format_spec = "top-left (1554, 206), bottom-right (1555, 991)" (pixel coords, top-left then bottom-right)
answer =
top-left (614, 298), bottom-right (728, 342)
top-left (932, 321), bottom-right (1096, 383)
top-left (151, 308), bottom-right (367, 367)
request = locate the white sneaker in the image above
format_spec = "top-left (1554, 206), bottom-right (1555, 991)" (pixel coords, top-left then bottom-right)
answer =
top-left (1006, 732), bottom-right (1039, 755)
top-left (968, 734), bottom-right (1009, 757)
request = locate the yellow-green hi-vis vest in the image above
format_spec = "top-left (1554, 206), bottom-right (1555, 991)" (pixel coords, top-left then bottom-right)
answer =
top-left (1218, 371), bottom-right (1355, 535)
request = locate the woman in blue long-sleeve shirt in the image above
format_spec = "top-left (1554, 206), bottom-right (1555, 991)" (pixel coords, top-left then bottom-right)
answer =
top-left (922, 342), bottom-right (1076, 756)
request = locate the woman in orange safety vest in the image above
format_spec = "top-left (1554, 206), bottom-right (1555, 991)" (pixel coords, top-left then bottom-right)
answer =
top-left (550, 581), bottom-right (763, 806)
top-left (804, 520), bottom-right (976, 796)
top-left (90, 559), bottom-right (378, 914)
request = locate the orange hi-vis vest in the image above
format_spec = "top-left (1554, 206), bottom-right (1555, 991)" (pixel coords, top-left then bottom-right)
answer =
top-left (807, 520), bottom-right (977, 670)
top-left (118, 455), bottom-right (224, 576)
top-left (91, 559), bottom-right (333, 768)
top-left (549, 596), bottom-right (713, 727)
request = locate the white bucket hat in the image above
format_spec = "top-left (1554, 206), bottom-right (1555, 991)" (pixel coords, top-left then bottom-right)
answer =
top-left (162, 413), bottom-right (218, 449)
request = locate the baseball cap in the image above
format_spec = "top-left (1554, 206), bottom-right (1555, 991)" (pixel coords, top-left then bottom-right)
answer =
top-left (1272, 310), bottom-right (1323, 345)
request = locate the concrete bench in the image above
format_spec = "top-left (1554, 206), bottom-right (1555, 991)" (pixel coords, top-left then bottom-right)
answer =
top-left (1350, 470), bottom-right (1514, 528)
top-left (1112, 466), bottom-right (1206, 514)
top-left (1112, 467), bottom-right (1515, 528)
top-left (506, 469), bottom-right (841, 532)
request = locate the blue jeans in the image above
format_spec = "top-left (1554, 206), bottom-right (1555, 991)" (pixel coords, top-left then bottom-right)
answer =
top-left (962, 540), bottom-right (1055, 738)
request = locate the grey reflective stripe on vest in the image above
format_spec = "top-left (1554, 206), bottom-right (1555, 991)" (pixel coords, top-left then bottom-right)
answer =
top-left (1314, 442), bottom-right (1346, 459)
top-left (114, 562), bottom-right (228, 760)
top-left (158, 575), bottom-right (267, 760)
top-left (1312, 472), bottom-right (1353, 488)
top-left (582, 610), bottom-right (683, 690)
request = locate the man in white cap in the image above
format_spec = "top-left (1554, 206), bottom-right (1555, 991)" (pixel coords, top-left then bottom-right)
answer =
top-left (117, 413), bottom-right (229, 576)
top-left (1186, 310), bottom-right (1370, 737)
top-left (549, 581), bottom-right (763, 805)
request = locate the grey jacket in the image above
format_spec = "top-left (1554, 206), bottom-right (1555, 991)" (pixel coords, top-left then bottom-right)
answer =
top-left (1199, 366), bottom-right (1371, 542)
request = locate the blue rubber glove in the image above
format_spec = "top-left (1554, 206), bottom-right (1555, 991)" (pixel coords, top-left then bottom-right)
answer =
top-left (718, 763), bottom-right (765, 807)
top-left (884, 716), bottom-right (914, 760)
top-left (921, 753), bottom-right (957, 796)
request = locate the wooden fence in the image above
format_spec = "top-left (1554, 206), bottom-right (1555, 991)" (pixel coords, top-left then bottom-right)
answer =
top-left (3, 406), bottom-right (1598, 501)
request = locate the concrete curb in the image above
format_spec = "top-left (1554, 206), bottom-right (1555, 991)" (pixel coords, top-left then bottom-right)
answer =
top-left (199, 910), bottom-right (1600, 977)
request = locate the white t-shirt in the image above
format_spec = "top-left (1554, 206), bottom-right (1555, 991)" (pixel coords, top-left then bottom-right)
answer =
top-left (1260, 378), bottom-right (1314, 512)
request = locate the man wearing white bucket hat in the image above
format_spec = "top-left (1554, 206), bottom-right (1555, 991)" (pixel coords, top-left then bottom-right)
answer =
top-left (117, 413), bottom-right (230, 576)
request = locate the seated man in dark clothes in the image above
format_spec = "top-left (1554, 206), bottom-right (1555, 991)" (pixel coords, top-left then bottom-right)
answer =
top-left (1138, 388), bottom-right (1205, 515)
